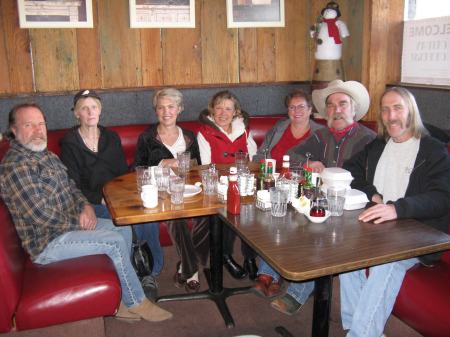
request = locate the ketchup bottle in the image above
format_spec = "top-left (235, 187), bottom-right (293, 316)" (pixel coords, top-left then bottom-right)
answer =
top-left (227, 167), bottom-right (241, 214)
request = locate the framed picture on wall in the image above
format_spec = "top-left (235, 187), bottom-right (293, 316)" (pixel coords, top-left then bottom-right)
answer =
top-left (226, 0), bottom-right (285, 28)
top-left (129, 0), bottom-right (195, 28)
top-left (17, 0), bottom-right (93, 28)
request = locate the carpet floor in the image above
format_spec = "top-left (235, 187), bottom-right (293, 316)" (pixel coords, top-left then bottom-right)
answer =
top-left (104, 243), bottom-right (423, 337)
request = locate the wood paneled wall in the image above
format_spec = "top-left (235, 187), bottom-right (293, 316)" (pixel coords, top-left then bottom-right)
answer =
top-left (0, 0), bottom-right (403, 121)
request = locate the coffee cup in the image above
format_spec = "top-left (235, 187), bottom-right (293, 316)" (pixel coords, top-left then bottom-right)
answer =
top-left (141, 184), bottom-right (158, 208)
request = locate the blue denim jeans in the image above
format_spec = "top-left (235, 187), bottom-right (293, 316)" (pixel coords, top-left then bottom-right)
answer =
top-left (339, 258), bottom-right (418, 337)
top-left (258, 258), bottom-right (314, 305)
top-left (94, 204), bottom-right (164, 276)
top-left (34, 218), bottom-right (146, 307)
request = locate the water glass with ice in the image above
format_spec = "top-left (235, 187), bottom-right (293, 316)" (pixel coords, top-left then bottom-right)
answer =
top-left (269, 187), bottom-right (289, 217)
top-left (135, 166), bottom-right (152, 192)
top-left (201, 170), bottom-right (218, 195)
top-left (177, 151), bottom-right (191, 176)
top-left (154, 167), bottom-right (170, 192)
top-left (169, 176), bottom-right (185, 205)
top-left (327, 186), bottom-right (346, 216)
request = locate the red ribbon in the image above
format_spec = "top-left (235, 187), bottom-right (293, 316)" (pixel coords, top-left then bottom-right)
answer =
top-left (323, 18), bottom-right (342, 44)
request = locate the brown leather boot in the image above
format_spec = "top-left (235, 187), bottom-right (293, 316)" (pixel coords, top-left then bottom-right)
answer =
top-left (115, 302), bottom-right (141, 322)
top-left (128, 298), bottom-right (173, 322)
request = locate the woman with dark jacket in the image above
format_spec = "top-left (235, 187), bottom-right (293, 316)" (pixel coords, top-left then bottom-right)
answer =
top-left (60, 89), bottom-right (163, 276)
top-left (135, 88), bottom-right (208, 293)
top-left (197, 90), bottom-right (258, 280)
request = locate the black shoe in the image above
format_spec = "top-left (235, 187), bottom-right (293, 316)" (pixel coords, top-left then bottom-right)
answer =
top-left (243, 258), bottom-right (258, 280)
top-left (223, 254), bottom-right (247, 279)
top-left (141, 275), bottom-right (158, 301)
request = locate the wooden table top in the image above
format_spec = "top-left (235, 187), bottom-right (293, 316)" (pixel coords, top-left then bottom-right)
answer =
top-left (103, 163), bottom-right (258, 225)
top-left (217, 204), bottom-right (450, 281)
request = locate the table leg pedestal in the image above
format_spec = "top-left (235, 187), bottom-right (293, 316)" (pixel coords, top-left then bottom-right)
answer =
top-left (312, 275), bottom-right (333, 337)
top-left (157, 215), bottom-right (251, 328)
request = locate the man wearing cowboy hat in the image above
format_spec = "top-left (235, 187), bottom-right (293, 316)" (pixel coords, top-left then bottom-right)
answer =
top-left (264, 81), bottom-right (377, 316)
top-left (288, 79), bottom-right (376, 171)
top-left (339, 87), bottom-right (450, 337)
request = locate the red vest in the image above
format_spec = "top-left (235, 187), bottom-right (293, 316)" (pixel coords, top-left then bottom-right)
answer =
top-left (199, 124), bottom-right (249, 164)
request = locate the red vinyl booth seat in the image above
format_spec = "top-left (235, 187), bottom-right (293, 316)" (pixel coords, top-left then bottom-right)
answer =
top-left (1, 115), bottom-right (449, 336)
top-left (0, 199), bottom-right (121, 332)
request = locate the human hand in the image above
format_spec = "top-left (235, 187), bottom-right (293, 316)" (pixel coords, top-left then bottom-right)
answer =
top-left (79, 204), bottom-right (97, 230)
top-left (308, 160), bottom-right (325, 173)
top-left (161, 159), bottom-right (178, 168)
top-left (371, 194), bottom-right (383, 204)
top-left (358, 204), bottom-right (397, 224)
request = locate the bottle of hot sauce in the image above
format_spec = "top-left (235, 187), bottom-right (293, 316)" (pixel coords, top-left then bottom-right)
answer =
top-left (279, 155), bottom-right (291, 179)
top-left (256, 159), bottom-right (266, 191)
top-left (263, 162), bottom-right (275, 190)
top-left (227, 167), bottom-right (240, 214)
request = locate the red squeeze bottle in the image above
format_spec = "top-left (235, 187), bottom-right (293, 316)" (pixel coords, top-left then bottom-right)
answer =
top-left (227, 167), bottom-right (241, 214)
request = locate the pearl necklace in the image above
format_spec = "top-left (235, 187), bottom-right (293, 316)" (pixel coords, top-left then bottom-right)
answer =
top-left (78, 128), bottom-right (99, 153)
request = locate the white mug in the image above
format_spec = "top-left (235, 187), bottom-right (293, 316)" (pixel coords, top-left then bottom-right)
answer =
top-left (140, 184), bottom-right (158, 208)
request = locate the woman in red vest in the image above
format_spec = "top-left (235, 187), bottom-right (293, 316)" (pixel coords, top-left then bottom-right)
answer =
top-left (197, 90), bottom-right (258, 280)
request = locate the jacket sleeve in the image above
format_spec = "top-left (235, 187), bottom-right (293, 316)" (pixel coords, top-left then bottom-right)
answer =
top-left (343, 143), bottom-right (380, 201)
top-left (246, 131), bottom-right (258, 161)
top-left (197, 132), bottom-right (211, 165)
top-left (393, 141), bottom-right (450, 220)
top-left (112, 132), bottom-right (129, 174)
top-left (188, 133), bottom-right (202, 166)
top-left (252, 126), bottom-right (277, 162)
top-left (134, 133), bottom-right (149, 167)
top-left (60, 140), bottom-right (83, 191)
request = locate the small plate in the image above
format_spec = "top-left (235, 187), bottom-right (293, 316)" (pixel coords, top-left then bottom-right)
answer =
top-left (304, 210), bottom-right (331, 223)
top-left (183, 184), bottom-right (202, 197)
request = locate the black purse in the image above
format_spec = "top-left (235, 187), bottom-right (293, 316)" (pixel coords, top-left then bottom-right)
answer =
top-left (131, 227), bottom-right (154, 278)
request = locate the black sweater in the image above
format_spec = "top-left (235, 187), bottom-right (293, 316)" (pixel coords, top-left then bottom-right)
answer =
top-left (60, 126), bottom-right (128, 204)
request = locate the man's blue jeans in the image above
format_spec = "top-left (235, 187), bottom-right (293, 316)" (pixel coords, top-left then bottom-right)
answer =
top-left (94, 204), bottom-right (164, 276)
top-left (34, 218), bottom-right (146, 307)
top-left (340, 258), bottom-right (418, 337)
top-left (258, 258), bottom-right (314, 305)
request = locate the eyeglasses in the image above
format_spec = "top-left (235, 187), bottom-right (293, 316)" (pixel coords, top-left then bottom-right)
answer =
top-left (288, 104), bottom-right (309, 111)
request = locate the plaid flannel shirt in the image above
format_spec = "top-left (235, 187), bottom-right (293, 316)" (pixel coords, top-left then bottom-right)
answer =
top-left (0, 141), bottom-right (88, 259)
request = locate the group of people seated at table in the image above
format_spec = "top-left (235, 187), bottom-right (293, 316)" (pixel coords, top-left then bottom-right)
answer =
top-left (0, 79), bottom-right (449, 337)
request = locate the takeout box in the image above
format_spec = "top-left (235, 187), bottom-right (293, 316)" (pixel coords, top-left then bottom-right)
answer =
top-left (344, 189), bottom-right (369, 210)
top-left (320, 167), bottom-right (353, 191)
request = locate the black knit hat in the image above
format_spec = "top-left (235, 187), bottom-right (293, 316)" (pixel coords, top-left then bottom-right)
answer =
top-left (72, 89), bottom-right (101, 110)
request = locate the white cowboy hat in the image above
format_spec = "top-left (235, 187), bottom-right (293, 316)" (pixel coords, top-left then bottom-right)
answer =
top-left (312, 80), bottom-right (370, 121)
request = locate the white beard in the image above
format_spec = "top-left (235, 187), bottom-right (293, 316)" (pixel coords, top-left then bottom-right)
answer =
top-left (24, 141), bottom-right (47, 152)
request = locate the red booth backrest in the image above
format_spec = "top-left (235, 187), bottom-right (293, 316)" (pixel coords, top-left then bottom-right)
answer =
top-left (0, 200), bottom-right (26, 332)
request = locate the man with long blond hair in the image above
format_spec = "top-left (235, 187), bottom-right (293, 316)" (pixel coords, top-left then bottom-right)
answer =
top-left (340, 87), bottom-right (450, 337)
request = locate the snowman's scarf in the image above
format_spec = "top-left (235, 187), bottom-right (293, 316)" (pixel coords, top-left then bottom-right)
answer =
top-left (323, 18), bottom-right (342, 44)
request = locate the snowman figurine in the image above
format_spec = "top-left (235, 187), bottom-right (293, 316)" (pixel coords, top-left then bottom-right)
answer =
top-left (311, 1), bottom-right (349, 60)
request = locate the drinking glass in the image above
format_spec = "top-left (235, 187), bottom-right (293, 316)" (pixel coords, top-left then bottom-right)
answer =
top-left (327, 186), bottom-right (346, 216)
top-left (169, 176), bottom-right (185, 205)
top-left (201, 170), bottom-right (218, 196)
top-left (135, 166), bottom-right (152, 192)
top-left (154, 167), bottom-right (170, 192)
top-left (177, 151), bottom-right (191, 176)
top-left (234, 152), bottom-right (248, 174)
top-left (269, 187), bottom-right (289, 217)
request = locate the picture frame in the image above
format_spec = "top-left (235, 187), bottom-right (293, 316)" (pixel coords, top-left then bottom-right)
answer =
top-left (17, 0), bottom-right (93, 29)
top-left (129, 0), bottom-right (195, 29)
top-left (226, 0), bottom-right (285, 28)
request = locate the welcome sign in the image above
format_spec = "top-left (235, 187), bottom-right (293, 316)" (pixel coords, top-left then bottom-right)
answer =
top-left (401, 16), bottom-right (450, 85)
